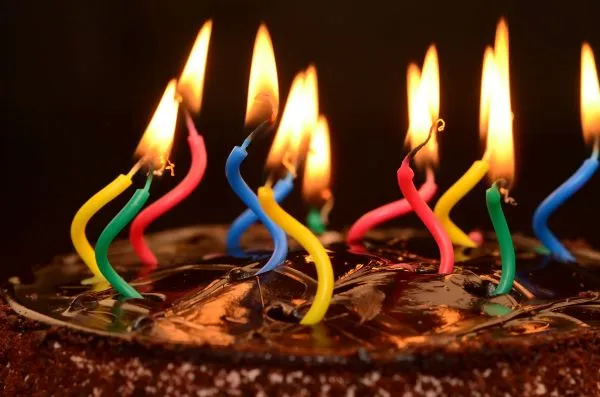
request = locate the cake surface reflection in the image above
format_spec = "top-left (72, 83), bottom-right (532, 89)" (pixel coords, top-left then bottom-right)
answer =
top-left (6, 225), bottom-right (600, 362)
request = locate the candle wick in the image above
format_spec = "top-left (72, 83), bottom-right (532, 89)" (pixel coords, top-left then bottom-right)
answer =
top-left (241, 119), bottom-right (272, 150)
top-left (593, 137), bottom-right (599, 159)
top-left (127, 161), bottom-right (143, 179)
top-left (494, 179), bottom-right (517, 206)
top-left (406, 119), bottom-right (445, 162)
top-left (319, 194), bottom-right (335, 225)
top-left (281, 152), bottom-right (297, 178)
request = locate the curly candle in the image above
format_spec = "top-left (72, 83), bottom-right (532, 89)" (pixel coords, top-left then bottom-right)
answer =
top-left (96, 174), bottom-right (153, 299)
top-left (486, 181), bottom-right (516, 295)
top-left (71, 163), bottom-right (141, 284)
top-left (397, 121), bottom-right (454, 274)
top-left (226, 173), bottom-right (293, 257)
top-left (258, 185), bottom-right (334, 324)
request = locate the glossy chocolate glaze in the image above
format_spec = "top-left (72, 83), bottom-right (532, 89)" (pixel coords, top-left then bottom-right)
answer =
top-left (5, 225), bottom-right (600, 361)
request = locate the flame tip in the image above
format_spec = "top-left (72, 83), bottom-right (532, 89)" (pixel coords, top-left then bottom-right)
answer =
top-left (406, 46), bottom-right (440, 167)
top-left (177, 20), bottom-right (213, 113)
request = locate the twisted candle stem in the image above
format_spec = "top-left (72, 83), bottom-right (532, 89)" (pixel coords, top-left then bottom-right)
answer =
top-left (532, 141), bottom-right (599, 262)
top-left (486, 179), bottom-right (516, 295)
top-left (398, 119), bottom-right (454, 274)
top-left (225, 126), bottom-right (289, 275)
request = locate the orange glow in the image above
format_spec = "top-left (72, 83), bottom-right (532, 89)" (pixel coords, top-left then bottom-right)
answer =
top-left (405, 45), bottom-right (440, 168)
top-left (135, 80), bottom-right (179, 169)
top-left (303, 115), bottom-right (331, 204)
top-left (482, 18), bottom-right (515, 185)
top-left (177, 20), bottom-right (212, 114)
top-left (266, 67), bottom-right (319, 175)
top-left (245, 24), bottom-right (280, 127)
top-left (581, 42), bottom-right (600, 144)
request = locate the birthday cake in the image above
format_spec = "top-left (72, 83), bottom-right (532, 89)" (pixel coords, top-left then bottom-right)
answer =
top-left (2, 225), bottom-right (600, 396)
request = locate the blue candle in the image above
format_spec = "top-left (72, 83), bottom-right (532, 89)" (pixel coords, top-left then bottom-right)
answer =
top-left (532, 147), bottom-right (599, 262)
top-left (227, 173), bottom-right (294, 257)
top-left (225, 136), bottom-right (289, 274)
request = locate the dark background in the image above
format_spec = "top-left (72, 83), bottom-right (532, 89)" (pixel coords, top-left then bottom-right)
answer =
top-left (2, 1), bottom-right (600, 273)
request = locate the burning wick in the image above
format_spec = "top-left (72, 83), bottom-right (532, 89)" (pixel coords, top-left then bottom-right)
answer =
top-left (306, 191), bottom-right (334, 236)
top-left (397, 119), bottom-right (455, 274)
top-left (486, 179), bottom-right (516, 295)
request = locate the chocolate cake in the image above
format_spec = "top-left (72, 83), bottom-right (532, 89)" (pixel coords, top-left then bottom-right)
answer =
top-left (3, 225), bottom-right (600, 396)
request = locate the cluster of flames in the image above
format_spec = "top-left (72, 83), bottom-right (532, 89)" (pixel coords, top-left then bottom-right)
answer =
top-left (134, 17), bottom-right (600, 192)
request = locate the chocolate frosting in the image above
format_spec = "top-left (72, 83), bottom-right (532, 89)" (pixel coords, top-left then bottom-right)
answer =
top-left (5, 225), bottom-right (600, 363)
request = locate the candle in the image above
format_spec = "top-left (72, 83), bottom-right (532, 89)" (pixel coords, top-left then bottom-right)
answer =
top-left (532, 42), bottom-right (600, 262)
top-left (225, 25), bottom-right (292, 273)
top-left (96, 80), bottom-right (179, 298)
top-left (486, 182), bottom-right (516, 295)
top-left (130, 21), bottom-right (212, 268)
top-left (258, 186), bottom-right (334, 325)
top-left (434, 19), bottom-right (512, 248)
top-left (257, 69), bottom-right (333, 324)
top-left (303, 116), bottom-right (333, 235)
top-left (398, 120), bottom-right (455, 274)
top-left (71, 162), bottom-right (141, 284)
top-left (226, 25), bottom-right (291, 258)
top-left (227, 175), bottom-right (294, 257)
top-left (479, 26), bottom-right (516, 294)
top-left (97, 174), bottom-right (153, 299)
top-left (347, 46), bottom-right (440, 244)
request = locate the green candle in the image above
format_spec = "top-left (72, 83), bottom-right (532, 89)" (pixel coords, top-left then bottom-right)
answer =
top-left (96, 174), bottom-right (153, 299)
top-left (307, 207), bottom-right (326, 235)
top-left (486, 182), bottom-right (516, 296)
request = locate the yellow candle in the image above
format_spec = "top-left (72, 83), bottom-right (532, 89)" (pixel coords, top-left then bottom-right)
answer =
top-left (258, 185), bottom-right (334, 325)
top-left (433, 160), bottom-right (489, 247)
top-left (70, 163), bottom-right (140, 283)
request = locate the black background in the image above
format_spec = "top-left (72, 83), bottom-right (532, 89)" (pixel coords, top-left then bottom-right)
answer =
top-left (2, 1), bottom-right (600, 273)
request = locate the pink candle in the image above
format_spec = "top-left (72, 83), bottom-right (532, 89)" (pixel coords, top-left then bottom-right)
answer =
top-left (347, 168), bottom-right (437, 244)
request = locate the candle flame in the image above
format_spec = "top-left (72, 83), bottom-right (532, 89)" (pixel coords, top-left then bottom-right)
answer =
top-left (303, 115), bottom-right (331, 205)
top-left (177, 20), bottom-right (212, 114)
top-left (406, 45), bottom-right (440, 168)
top-left (581, 42), bottom-right (600, 144)
top-left (482, 18), bottom-right (515, 186)
top-left (480, 46), bottom-right (496, 138)
top-left (245, 24), bottom-right (280, 127)
top-left (135, 80), bottom-right (180, 170)
top-left (266, 66), bottom-right (319, 176)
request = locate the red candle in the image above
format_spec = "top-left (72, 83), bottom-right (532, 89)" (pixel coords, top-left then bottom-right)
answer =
top-left (347, 168), bottom-right (437, 244)
top-left (129, 21), bottom-right (212, 268)
top-left (130, 112), bottom-right (207, 268)
top-left (397, 121), bottom-right (454, 274)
